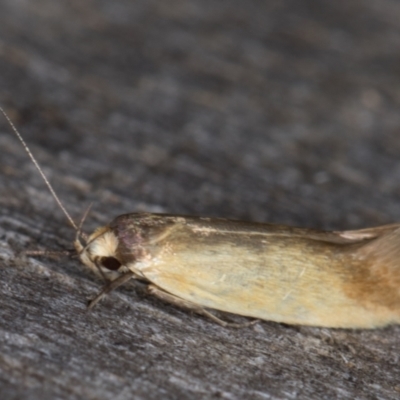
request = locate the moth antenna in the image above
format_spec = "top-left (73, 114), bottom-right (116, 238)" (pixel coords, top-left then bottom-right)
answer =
top-left (76, 202), bottom-right (93, 243)
top-left (0, 106), bottom-right (79, 231)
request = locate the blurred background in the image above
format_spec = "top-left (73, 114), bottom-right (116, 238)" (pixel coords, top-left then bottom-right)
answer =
top-left (2, 0), bottom-right (400, 231)
top-left (1, 1), bottom-right (400, 399)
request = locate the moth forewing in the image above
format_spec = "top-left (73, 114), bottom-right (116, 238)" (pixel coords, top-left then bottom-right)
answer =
top-left (79, 213), bottom-right (400, 329)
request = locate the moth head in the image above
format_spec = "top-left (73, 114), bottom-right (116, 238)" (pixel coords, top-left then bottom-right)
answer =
top-left (74, 226), bottom-right (124, 278)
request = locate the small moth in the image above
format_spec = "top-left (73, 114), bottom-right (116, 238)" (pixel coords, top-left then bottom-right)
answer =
top-left (3, 107), bottom-right (400, 329)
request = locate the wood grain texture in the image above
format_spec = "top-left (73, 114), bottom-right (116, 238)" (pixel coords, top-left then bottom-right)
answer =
top-left (1, 0), bottom-right (400, 399)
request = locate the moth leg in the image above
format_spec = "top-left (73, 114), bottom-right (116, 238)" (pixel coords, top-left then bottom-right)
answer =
top-left (147, 284), bottom-right (258, 328)
top-left (24, 249), bottom-right (76, 258)
top-left (87, 271), bottom-right (136, 309)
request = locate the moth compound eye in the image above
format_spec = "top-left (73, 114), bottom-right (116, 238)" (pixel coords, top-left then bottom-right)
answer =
top-left (100, 256), bottom-right (122, 271)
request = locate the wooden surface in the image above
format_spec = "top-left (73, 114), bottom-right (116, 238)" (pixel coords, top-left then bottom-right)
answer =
top-left (1, 1), bottom-right (400, 399)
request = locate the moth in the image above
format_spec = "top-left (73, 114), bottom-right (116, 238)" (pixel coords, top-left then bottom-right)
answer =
top-left (3, 107), bottom-right (400, 329)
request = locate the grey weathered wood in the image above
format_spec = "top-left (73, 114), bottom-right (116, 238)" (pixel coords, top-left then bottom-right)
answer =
top-left (1, 1), bottom-right (400, 399)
